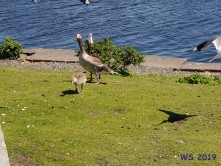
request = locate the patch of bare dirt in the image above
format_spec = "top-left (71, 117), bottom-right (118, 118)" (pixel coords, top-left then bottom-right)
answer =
top-left (10, 154), bottom-right (40, 166)
top-left (86, 111), bottom-right (99, 116)
top-left (113, 109), bottom-right (125, 115)
top-left (96, 157), bottom-right (108, 166)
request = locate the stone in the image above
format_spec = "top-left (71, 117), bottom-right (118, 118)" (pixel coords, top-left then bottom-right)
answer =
top-left (0, 126), bottom-right (10, 166)
top-left (142, 55), bottom-right (187, 69)
top-left (180, 62), bottom-right (221, 72)
top-left (24, 48), bottom-right (79, 63)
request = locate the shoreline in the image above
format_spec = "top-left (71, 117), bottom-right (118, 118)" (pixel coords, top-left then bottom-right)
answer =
top-left (0, 59), bottom-right (215, 77)
top-left (0, 48), bottom-right (220, 77)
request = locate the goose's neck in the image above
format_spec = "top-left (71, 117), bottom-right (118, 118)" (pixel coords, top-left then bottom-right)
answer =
top-left (87, 42), bottom-right (92, 56)
top-left (77, 39), bottom-right (86, 55)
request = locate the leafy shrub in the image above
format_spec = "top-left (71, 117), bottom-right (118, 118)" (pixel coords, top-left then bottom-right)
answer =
top-left (0, 38), bottom-right (23, 59)
top-left (178, 74), bottom-right (221, 85)
top-left (77, 38), bottom-right (144, 76)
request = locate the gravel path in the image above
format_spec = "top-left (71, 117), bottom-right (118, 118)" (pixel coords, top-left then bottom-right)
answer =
top-left (0, 59), bottom-right (199, 76)
top-left (0, 60), bottom-right (83, 71)
top-left (127, 65), bottom-right (198, 76)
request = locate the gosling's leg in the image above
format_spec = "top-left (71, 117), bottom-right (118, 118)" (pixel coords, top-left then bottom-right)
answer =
top-left (99, 73), bottom-right (101, 79)
top-left (79, 84), bottom-right (84, 93)
top-left (75, 85), bottom-right (79, 93)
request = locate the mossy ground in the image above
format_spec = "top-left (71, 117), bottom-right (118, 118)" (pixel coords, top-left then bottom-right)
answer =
top-left (0, 66), bottom-right (221, 166)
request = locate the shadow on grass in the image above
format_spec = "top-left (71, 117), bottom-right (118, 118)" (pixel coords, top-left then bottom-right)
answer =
top-left (60, 90), bottom-right (78, 96)
top-left (86, 80), bottom-right (107, 85)
top-left (158, 109), bottom-right (197, 125)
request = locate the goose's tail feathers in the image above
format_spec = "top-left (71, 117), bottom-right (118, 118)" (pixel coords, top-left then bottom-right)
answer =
top-left (101, 65), bottom-right (117, 75)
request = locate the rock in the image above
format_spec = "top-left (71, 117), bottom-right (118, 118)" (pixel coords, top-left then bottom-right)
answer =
top-left (0, 126), bottom-right (10, 166)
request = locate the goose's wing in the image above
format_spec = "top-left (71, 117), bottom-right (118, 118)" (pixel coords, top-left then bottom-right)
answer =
top-left (87, 55), bottom-right (115, 73)
top-left (209, 53), bottom-right (221, 62)
top-left (88, 55), bottom-right (103, 66)
top-left (212, 36), bottom-right (221, 52)
top-left (193, 37), bottom-right (217, 52)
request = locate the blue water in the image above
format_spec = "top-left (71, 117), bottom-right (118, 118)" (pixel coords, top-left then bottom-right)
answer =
top-left (0, 0), bottom-right (221, 62)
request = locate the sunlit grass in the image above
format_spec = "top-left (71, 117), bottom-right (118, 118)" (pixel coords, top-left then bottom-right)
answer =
top-left (0, 66), bottom-right (221, 166)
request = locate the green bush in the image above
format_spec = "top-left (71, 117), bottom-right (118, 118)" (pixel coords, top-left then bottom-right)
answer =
top-left (178, 74), bottom-right (221, 85)
top-left (0, 38), bottom-right (23, 59)
top-left (78, 38), bottom-right (144, 76)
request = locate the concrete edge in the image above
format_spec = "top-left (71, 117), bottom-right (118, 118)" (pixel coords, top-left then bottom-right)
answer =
top-left (142, 55), bottom-right (188, 70)
top-left (0, 125), bottom-right (10, 166)
top-left (22, 49), bottom-right (221, 72)
top-left (25, 59), bottom-right (78, 63)
top-left (177, 68), bottom-right (221, 72)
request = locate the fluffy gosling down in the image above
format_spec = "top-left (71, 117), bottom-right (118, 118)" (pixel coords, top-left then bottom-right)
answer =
top-left (71, 73), bottom-right (87, 94)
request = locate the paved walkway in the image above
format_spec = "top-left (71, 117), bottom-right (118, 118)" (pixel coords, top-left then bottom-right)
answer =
top-left (0, 126), bottom-right (10, 166)
top-left (24, 48), bottom-right (78, 63)
top-left (23, 48), bottom-right (221, 72)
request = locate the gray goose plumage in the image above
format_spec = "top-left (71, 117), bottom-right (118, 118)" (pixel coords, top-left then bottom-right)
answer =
top-left (76, 34), bottom-right (115, 83)
top-left (85, 36), bottom-right (101, 80)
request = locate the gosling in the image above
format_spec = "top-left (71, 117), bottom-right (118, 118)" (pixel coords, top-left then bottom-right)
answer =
top-left (71, 73), bottom-right (86, 94)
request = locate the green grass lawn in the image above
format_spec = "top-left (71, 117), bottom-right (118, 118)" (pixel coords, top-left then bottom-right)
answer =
top-left (0, 66), bottom-right (221, 166)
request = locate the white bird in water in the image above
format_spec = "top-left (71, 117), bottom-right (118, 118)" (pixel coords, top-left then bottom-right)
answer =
top-left (32, 0), bottom-right (38, 3)
top-left (80, 0), bottom-right (90, 5)
top-left (193, 36), bottom-right (221, 62)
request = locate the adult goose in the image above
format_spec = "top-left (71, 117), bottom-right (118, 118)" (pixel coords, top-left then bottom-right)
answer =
top-left (88, 33), bottom-right (93, 44)
top-left (84, 39), bottom-right (94, 80)
top-left (84, 35), bottom-right (102, 80)
top-left (76, 34), bottom-right (115, 83)
top-left (193, 36), bottom-right (221, 62)
top-left (85, 39), bottom-right (92, 56)
top-left (85, 33), bottom-right (93, 55)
